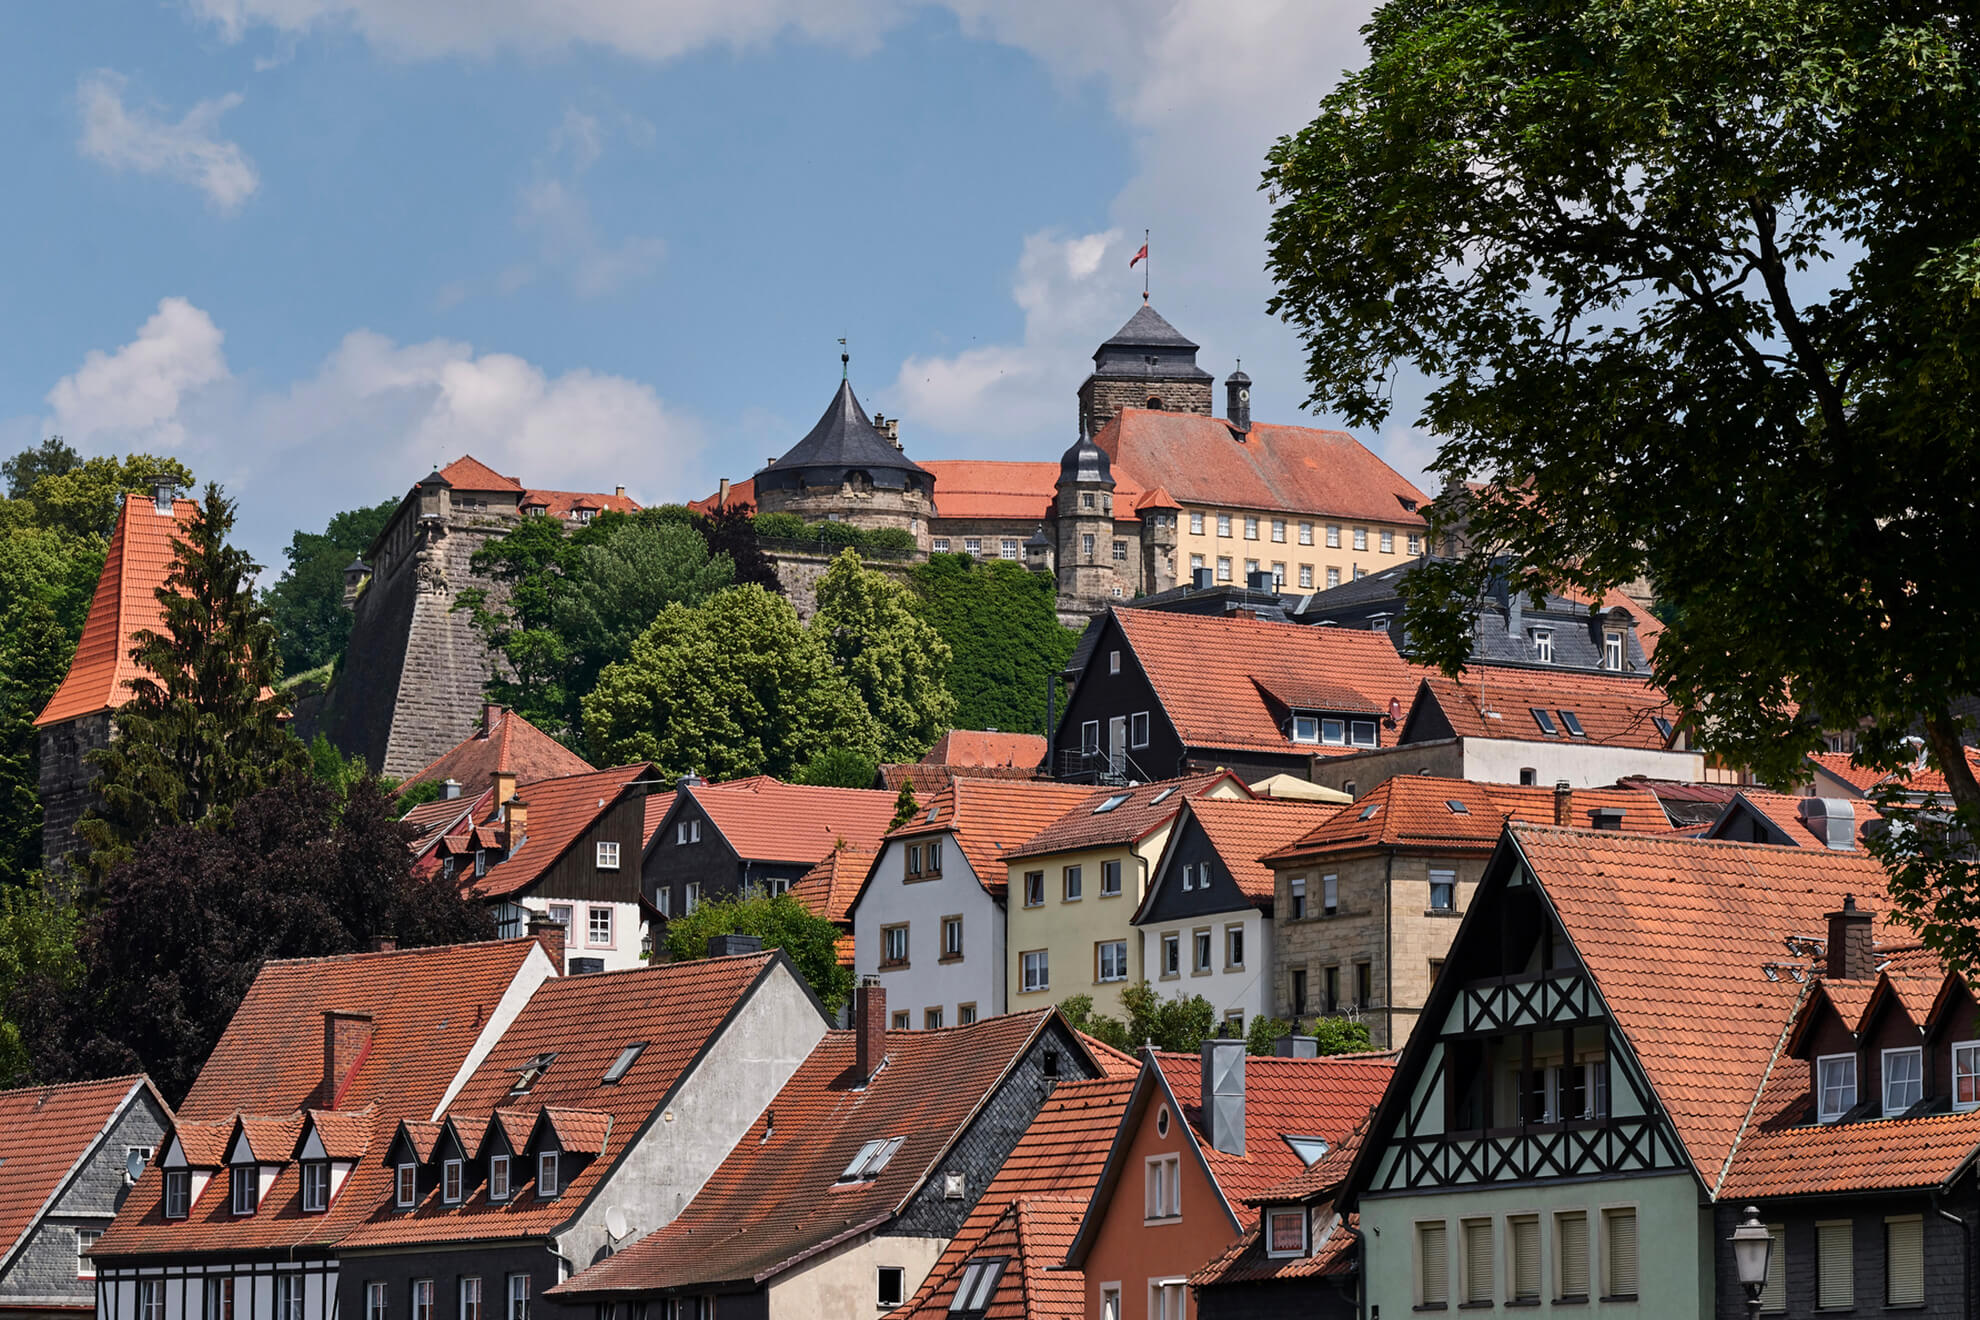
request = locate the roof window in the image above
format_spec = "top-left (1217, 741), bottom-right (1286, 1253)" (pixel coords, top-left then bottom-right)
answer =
top-left (1358, 803), bottom-right (1381, 820)
top-left (510, 1052), bottom-right (558, 1096)
top-left (1094, 794), bottom-right (1131, 814)
top-left (1530, 707), bottom-right (1559, 736)
top-left (601, 1042), bottom-right (647, 1084)
top-left (1283, 1135), bottom-right (1331, 1165)
top-left (925, 804), bottom-right (940, 823)
top-left (1652, 715), bottom-right (1674, 740)
top-left (948, 1259), bottom-right (1007, 1313)
top-left (837, 1135), bottom-right (905, 1183)
top-left (1445, 800), bottom-right (1470, 815)
top-left (1557, 709), bottom-right (1587, 738)
top-left (1149, 786), bottom-right (1177, 805)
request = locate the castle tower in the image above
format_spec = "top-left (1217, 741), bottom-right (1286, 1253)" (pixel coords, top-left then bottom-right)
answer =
top-left (1225, 365), bottom-right (1252, 435)
top-left (1076, 304), bottom-right (1214, 437)
top-left (753, 378), bottom-right (935, 544)
top-left (1055, 426), bottom-right (1120, 612)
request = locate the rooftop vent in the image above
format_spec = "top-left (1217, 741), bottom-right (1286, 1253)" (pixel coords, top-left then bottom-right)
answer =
top-left (1798, 797), bottom-right (1858, 851)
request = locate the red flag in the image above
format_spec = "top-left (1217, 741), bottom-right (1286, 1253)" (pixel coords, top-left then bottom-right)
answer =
top-left (1129, 243), bottom-right (1148, 268)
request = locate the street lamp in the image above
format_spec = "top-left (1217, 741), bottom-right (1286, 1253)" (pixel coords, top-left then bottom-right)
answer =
top-left (1728, 1205), bottom-right (1773, 1318)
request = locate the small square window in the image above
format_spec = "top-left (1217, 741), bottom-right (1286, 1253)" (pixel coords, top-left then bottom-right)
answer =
top-left (965, 537), bottom-right (983, 555)
top-left (1265, 1208), bottom-right (1305, 1257)
top-left (877, 1267), bottom-right (905, 1309)
top-left (587, 906), bottom-right (613, 946)
top-left (1097, 940), bottom-right (1128, 982)
top-left (1352, 527), bottom-right (1368, 551)
top-left (933, 537), bottom-right (950, 552)
top-left (594, 841), bottom-right (619, 870)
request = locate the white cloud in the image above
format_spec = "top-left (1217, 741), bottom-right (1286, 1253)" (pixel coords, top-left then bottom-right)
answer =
top-left (517, 177), bottom-right (667, 299)
top-left (46, 297), bottom-right (230, 447)
top-left (77, 72), bottom-right (260, 213)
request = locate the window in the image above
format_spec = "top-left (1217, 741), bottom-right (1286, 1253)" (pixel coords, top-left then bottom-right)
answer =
top-left (1081, 721), bottom-right (1100, 754)
top-left (1193, 930), bottom-right (1212, 973)
top-left (1353, 526), bottom-right (1369, 551)
top-left (1956, 1041), bottom-right (1980, 1109)
top-left (1555, 1211), bottom-right (1589, 1301)
top-left (1509, 1214), bottom-right (1541, 1302)
top-left (1291, 715), bottom-right (1319, 743)
top-left (1129, 711), bottom-right (1149, 748)
top-left (933, 537), bottom-right (950, 552)
top-left (1290, 876), bottom-right (1307, 919)
top-left (1355, 961), bottom-right (1372, 1008)
top-left (1113, 540), bottom-right (1128, 562)
top-left (1350, 719), bottom-right (1377, 747)
top-left (927, 839), bottom-right (944, 873)
top-left (1532, 628), bottom-right (1554, 663)
top-left (1243, 516), bottom-right (1258, 540)
top-left (1213, 555), bottom-right (1230, 582)
top-left (413, 1280), bottom-right (434, 1320)
top-left (1063, 866), bottom-right (1083, 901)
top-left (165, 1170), bottom-right (191, 1218)
top-left (1190, 553), bottom-right (1204, 572)
top-left (907, 843), bottom-right (924, 875)
top-left (1530, 707), bottom-right (1560, 736)
top-left (1326, 566), bottom-right (1341, 589)
top-left (595, 841), bottom-right (620, 870)
top-left (1001, 538), bottom-right (1019, 560)
top-left (1408, 532), bottom-right (1425, 554)
top-left (881, 924), bottom-right (909, 967)
top-left (367, 1282), bottom-right (387, 1320)
top-left (1022, 950), bottom-right (1049, 993)
top-left (537, 1151), bottom-right (559, 1198)
top-left (875, 1266), bottom-right (905, 1309)
top-left (587, 906), bottom-right (612, 946)
top-left (839, 1137), bottom-right (906, 1182)
top-left (231, 1165), bottom-right (258, 1215)
top-left (1760, 1224), bottom-right (1787, 1312)
top-left (1430, 958), bottom-right (1446, 985)
top-left (1461, 1218), bottom-right (1494, 1304)
top-left (1380, 529), bottom-right (1394, 553)
top-left (302, 1160), bottom-right (330, 1212)
top-left (1217, 514), bottom-right (1232, 537)
top-left (684, 882), bottom-right (701, 914)
top-left (1024, 871), bottom-right (1045, 906)
top-left (892, 1010), bottom-right (910, 1029)
top-left (1144, 1154), bottom-right (1181, 1220)
top-left (959, 1003), bottom-right (977, 1025)
top-left (655, 888), bottom-right (671, 918)
top-left (1245, 558), bottom-right (1260, 578)
top-left (140, 1281), bottom-right (164, 1320)
top-left (1106, 649), bottom-right (1122, 676)
top-left (1884, 1047), bottom-right (1924, 1115)
top-left (1817, 1220), bottom-right (1852, 1309)
top-left (1259, 1206), bottom-right (1305, 1257)
top-left (506, 1276), bottom-right (529, 1320)
top-left (1190, 512), bottom-right (1205, 534)
top-left (602, 1041), bottom-right (646, 1084)
top-left (1295, 564), bottom-right (1311, 588)
top-left (489, 1155), bottom-right (511, 1201)
top-left (1098, 940), bottom-right (1128, 982)
top-left (1101, 859), bottom-right (1123, 896)
top-left (275, 1278), bottom-right (301, 1320)
top-left (443, 1159), bottom-right (463, 1203)
top-left (949, 1259), bottom-right (1006, 1313)
top-left (460, 1278), bottom-right (481, 1320)
top-left (1322, 874), bottom-right (1339, 916)
top-left (1225, 925), bottom-right (1244, 968)
top-left (1818, 1053), bottom-right (1857, 1122)
top-left (1417, 1221), bottom-right (1450, 1307)
top-left (1321, 717), bottom-right (1345, 745)
top-left (1324, 966), bottom-right (1339, 1013)
top-left (1887, 1215), bottom-right (1924, 1307)
top-left (1558, 709), bottom-right (1587, 738)
top-left (1318, 523), bottom-right (1337, 549)
top-left (75, 1227), bottom-right (99, 1278)
top-left (942, 916), bottom-right (963, 958)
top-left (1429, 868), bottom-right (1456, 912)
top-left (396, 1163), bottom-right (417, 1208)
top-left (925, 1007), bottom-right (943, 1029)
top-left (1603, 1208), bottom-right (1639, 1299)
top-left (1099, 1285), bottom-right (1121, 1320)
top-left (1604, 631), bottom-right (1624, 669)
top-left (1271, 562), bottom-right (1286, 587)
top-left (1161, 933), bottom-right (1180, 977)
top-left (966, 537), bottom-right (984, 556)
top-left (1181, 862), bottom-right (1195, 891)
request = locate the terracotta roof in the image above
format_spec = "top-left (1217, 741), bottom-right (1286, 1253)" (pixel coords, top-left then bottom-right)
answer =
top-left (1408, 667), bottom-right (1680, 749)
top-left (1110, 608), bottom-right (1428, 756)
top-left (920, 730), bottom-right (1047, 771)
top-left (1168, 797), bottom-right (1339, 905)
top-left (402, 793), bottom-right (484, 842)
top-left (1094, 408), bottom-right (1428, 526)
top-left (519, 489), bottom-right (642, 519)
top-left (895, 1077), bottom-right (1136, 1320)
top-left (1135, 485), bottom-right (1181, 512)
top-left (689, 776), bottom-right (898, 865)
top-left (0, 1075), bottom-right (157, 1269)
top-left (300, 1107), bottom-right (374, 1161)
top-left (552, 1011), bottom-right (1074, 1295)
top-left (640, 790), bottom-right (676, 847)
top-left (35, 494), bottom-right (199, 726)
top-left (1723, 1101), bottom-right (1980, 1198)
top-left (1189, 1212), bottom-right (1357, 1288)
top-left (467, 763), bottom-right (649, 900)
top-left (1508, 826), bottom-right (1901, 1184)
top-left (1269, 777), bottom-right (1670, 859)
top-left (438, 456), bottom-right (525, 493)
top-left (400, 705), bottom-right (596, 794)
top-left (1719, 789), bottom-right (1878, 848)
top-left (686, 477), bottom-right (755, 516)
top-left (1805, 751), bottom-right (1887, 794)
top-left (790, 846), bottom-right (871, 926)
top-left (1006, 772), bottom-right (1246, 861)
top-left (168, 1120), bottom-right (230, 1167)
top-left (1819, 747), bottom-right (1980, 798)
top-left (95, 939), bottom-right (543, 1259)
top-left (879, 763), bottom-right (1039, 796)
top-left (341, 952), bottom-right (787, 1248)
top-left (869, 778), bottom-right (1094, 902)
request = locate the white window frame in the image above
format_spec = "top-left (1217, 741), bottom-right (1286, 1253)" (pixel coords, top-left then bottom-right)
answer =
top-left (1955, 1040), bottom-right (1980, 1110)
top-left (1429, 868), bottom-right (1457, 912)
top-left (489, 1154), bottom-right (511, 1202)
top-left (1101, 858), bottom-right (1123, 896)
top-left (1063, 865), bottom-right (1082, 902)
top-left (1190, 512), bottom-right (1205, 534)
top-left (932, 537), bottom-right (950, 552)
top-left (140, 1280), bottom-right (164, 1320)
top-left (1098, 940), bottom-right (1128, 983)
top-left (1817, 1052), bottom-right (1857, 1122)
top-left (1290, 715), bottom-right (1319, 743)
top-left (1000, 538), bottom-right (1019, 560)
top-left (1325, 523), bottom-right (1341, 548)
top-left (1326, 566), bottom-right (1341, 589)
top-left (1604, 631), bottom-right (1625, 669)
top-left (683, 881), bottom-right (700, 914)
top-left (966, 537), bottom-right (984, 556)
top-left (460, 1277), bottom-right (482, 1320)
top-left (1024, 871), bottom-right (1045, 907)
top-left (537, 1151), bottom-right (560, 1198)
top-left (231, 1165), bottom-right (258, 1216)
top-left (1143, 1154), bottom-right (1181, 1222)
top-left (443, 1159), bottom-right (463, 1204)
top-left (302, 1160), bottom-right (330, 1212)
top-left (396, 1162), bottom-right (417, 1208)
top-left (1129, 711), bottom-right (1150, 748)
top-left (75, 1227), bottom-right (100, 1279)
top-left (1217, 514), bottom-right (1232, 537)
top-left (368, 1281), bottom-right (388, 1320)
top-left (1193, 929), bottom-right (1213, 974)
top-left (1216, 556), bottom-right (1232, 582)
top-left (594, 841), bottom-right (619, 870)
top-left (942, 916), bottom-right (963, 958)
top-left (1081, 720), bottom-right (1100, 755)
top-left (506, 1276), bottom-right (529, 1320)
top-left (1353, 526), bottom-right (1369, 551)
top-left (1883, 1046), bottom-right (1924, 1116)
top-left (413, 1280), bottom-right (434, 1320)
top-left (1161, 933), bottom-right (1180, 978)
top-left (1021, 949), bottom-right (1049, 993)
top-left (1532, 628), bottom-right (1555, 663)
top-left (1380, 529), bottom-right (1394, 553)
top-left (1264, 1207), bottom-right (1306, 1257)
top-left (876, 1265), bottom-right (906, 1310)
top-left (164, 1169), bottom-right (191, 1218)
top-left (275, 1277), bottom-right (302, 1320)
top-left (882, 924), bottom-right (910, 966)
top-left (1225, 923), bottom-right (1245, 969)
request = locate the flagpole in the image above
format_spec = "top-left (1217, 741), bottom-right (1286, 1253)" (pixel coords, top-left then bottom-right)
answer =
top-left (1143, 228), bottom-right (1150, 303)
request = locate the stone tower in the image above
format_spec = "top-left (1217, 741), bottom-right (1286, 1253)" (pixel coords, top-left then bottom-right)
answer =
top-left (754, 378), bottom-right (935, 544)
top-left (1076, 303), bottom-right (1214, 438)
top-left (1054, 427), bottom-right (1120, 612)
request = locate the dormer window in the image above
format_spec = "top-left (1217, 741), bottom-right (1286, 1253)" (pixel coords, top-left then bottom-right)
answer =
top-left (1817, 1054), bottom-right (1856, 1123)
top-left (1290, 716), bottom-right (1319, 744)
top-left (442, 1160), bottom-right (463, 1204)
top-left (1350, 719), bottom-right (1377, 747)
top-left (537, 1152), bottom-right (560, 1198)
top-left (1955, 1042), bottom-right (1980, 1111)
top-left (1883, 1047), bottom-right (1924, 1116)
top-left (474, 851), bottom-right (488, 878)
top-left (230, 1166), bottom-right (258, 1216)
top-left (510, 1052), bottom-right (557, 1096)
top-left (396, 1163), bottom-right (417, 1208)
top-left (1321, 718), bottom-right (1346, 744)
top-left (1531, 628), bottom-right (1554, 664)
top-left (1265, 1207), bottom-right (1308, 1258)
top-left (489, 1155), bottom-right (511, 1202)
top-left (301, 1161), bottom-right (330, 1213)
top-left (1603, 630), bottom-right (1624, 670)
top-left (164, 1170), bottom-right (191, 1218)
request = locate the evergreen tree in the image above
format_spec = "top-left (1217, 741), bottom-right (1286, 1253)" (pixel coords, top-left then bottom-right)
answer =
top-left (889, 780), bottom-right (920, 830)
top-left (77, 484), bottom-right (305, 876)
top-left (811, 549), bottom-right (955, 762)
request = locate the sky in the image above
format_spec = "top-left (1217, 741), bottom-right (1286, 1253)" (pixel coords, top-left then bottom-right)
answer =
top-left (0, 0), bottom-right (1432, 573)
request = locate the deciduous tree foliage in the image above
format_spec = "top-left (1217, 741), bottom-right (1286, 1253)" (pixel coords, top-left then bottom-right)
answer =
top-left (812, 548), bottom-right (954, 763)
top-left (662, 892), bottom-right (854, 1016)
top-left (1060, 982), bottom-right (1218, 1054)
top-left (795, 746), bottom-right (881, 789)
top-left (262, 498), bottom-right (398, 677)
top-left (909, 553), bottom-right (1079, 737)
top-left (1265, 0), bottom-right (1980, 966)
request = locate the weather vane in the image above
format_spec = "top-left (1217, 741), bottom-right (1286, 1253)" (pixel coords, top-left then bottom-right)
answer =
top-left (838, 337), bottom-right (848, 380)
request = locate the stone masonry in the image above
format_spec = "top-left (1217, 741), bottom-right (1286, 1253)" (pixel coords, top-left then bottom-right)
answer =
top-left (36, 711), bottom-right (112, 874)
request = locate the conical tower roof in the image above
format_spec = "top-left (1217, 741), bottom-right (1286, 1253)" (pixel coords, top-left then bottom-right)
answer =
top-left (1059, 429), bottom-right (1115, 487)
top-left (1100, 303), bottom-right (1200, 352)
top-left (758, 379), bottom-right (930, 478)
top-left (1088, 303), bottom-right (1212, 381)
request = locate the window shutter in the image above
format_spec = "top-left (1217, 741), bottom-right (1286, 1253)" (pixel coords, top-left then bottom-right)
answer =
top-left (1511, 1215), bottom-right (1541, 1300)
top-left (1604, 1208), bottom-right (1639, 1297)
top-left (1557, 1212), bottom-right (1589, 1299)
top-left (1886, 1216), bottom-right (1924, 1307)
top-left (1761, 1226), bottom-right (1786, 1311)
top-left (1463, 1219), bottom-right (1494, 1303)
top-left (1417, 1223), bottom-right (1449, 1306)
top-left (1817, 1221), bottom-right (1853, 1310)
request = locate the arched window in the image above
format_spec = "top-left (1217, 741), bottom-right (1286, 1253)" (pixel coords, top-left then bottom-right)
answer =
top-left (1146, 396), bottom-right (1166, 410)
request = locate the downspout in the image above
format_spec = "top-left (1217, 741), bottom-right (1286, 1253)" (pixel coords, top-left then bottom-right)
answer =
top-left (1932, 1189), bottom-right (1971, 1319)
top-left (1383, 851), bottom-right (1394, 1045)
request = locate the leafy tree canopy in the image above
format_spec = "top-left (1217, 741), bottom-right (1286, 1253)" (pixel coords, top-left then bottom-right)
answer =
top-left (910, 553), bottom-right (1078, 737)
top-left (812, 548), bottom-right (954, 762)
top-left (1244, 1012), bottom-right (1373, 1058)
top-left (262, 498), bottom-right (398, 677)
top-left (795, 746), bottom-right (881, 789)
top-left (888, 780), bottom-right (920, 830)
top-left (0, 441), bottom-right (194, 541)
top-left (1061, 982), bottom-right (1219, 1054)
top-left (1266, 0), bottom-right (1980, 966)
top-left (662, 892), bottom-right (854, 1016)
top-left (0, 884), bottom-right (81, 1085)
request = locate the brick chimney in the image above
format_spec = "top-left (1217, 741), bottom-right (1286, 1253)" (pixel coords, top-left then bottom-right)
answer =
top-left (854, 977), bottom-right (886, 1082)
top-left (615, 485), bottom-right (626, 499)
top-left (527, 911), bottom-right (566, 973)
top-left (1553, 780), bottom-right (1573, 826)
top-left (492, 769), bottom-right (517, 807)
top-left (483, 702), bottom-right (503, 737)
top-left (370, 935), bottom-right (397, 953)
top-left (1826, 895), bottom-right (1876, 980)
top-left (505, 797), bottom-right (529, 851)
top-left (321, 1011), bottom-right (374, 1108)
top-left (717, 477), bottom-right (730, 509)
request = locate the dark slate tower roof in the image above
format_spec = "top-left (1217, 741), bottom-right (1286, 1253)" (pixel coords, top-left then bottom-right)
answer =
top-left (1059, 428), bottom-right (1115, 487)
top-left (755, 379), bottom-right (930, 490)
top-left (1089, 304), bottom-right (1214, 381)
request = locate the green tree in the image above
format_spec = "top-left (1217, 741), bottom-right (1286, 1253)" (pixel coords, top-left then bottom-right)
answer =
top-left (0, 883), bottom-right (81, 1084)
top-left (1060, 982), bottom-right (1219, 1054)
top-left (1265, 0), bottom-right (1980, 968)
top-left (662, 892), bottom-right (854, 1016)
top-left (0, 600), bottom-right (72, 885)
top-left (1245, 1012), bottom-right (1373, 1057)
top-left (910, 554), bottom-right (1078, 736)
top-left (262, 499), bottom-right (398, 676)
top-left (2, 437), bottom-right (80, 496)
top-left (811, 549), bottom-right (955, 762)
top-left (583, 584), bottom-right (880, 780)
top-left (795, 747), bottom-right (880, 789)
top-left (5, 449), bottom-right (194, 540)
top-left (76, 484), bottom-right (306, 876)
top-left (889, 780), bottom-right (920, 830)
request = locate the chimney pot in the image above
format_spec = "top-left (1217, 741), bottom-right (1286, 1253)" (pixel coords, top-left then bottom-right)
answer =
top-left (1553, 781), bottom-right (1573, 827)
top-left (855, 978), bottom-right (887, 1082)
top-left (1200, 1037), bottom-right (1246, 1155)
top-left (1272, 1035), bottom-right (1319, 1059)
top-left (370, 935), bottom-right (396, 953)
top-left (492, 769), bottom-right (517, 807)
top-left (442, 778), bottom-right (461, 801)
top-left (321, 1010), bottom-right (374, 1109)
top-left (527, 911), bottom-right (567, 973)
top-left (1826, 894), bottom-right (1876, 980)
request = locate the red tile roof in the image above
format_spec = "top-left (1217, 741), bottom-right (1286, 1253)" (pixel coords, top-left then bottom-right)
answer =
top-left (400, 705), bottom-right (595, 794)
top-left (36, 494), bottom-right (199, 727)
top-left (1722, 789), bottom-right (1878, 848)
top-left (690, 776), bottom-right (898, 865)
top-left (0, 1075), bottom-right (159, 1269)
top-left (1808, 747), bottom-right (1980, 798)
top-left (1006, 772), bottom-right (1246, 862)
top-left (468, 763), bottom-right (650, 900)
top-left (1094, 409), bottom-right (1428, 526)
top-left (520, 489), bottom-right (642, 519)
top-left (1168, 797), bottom-right (1339, 905)
top-left (1409, 667), bottom-right (1680, 749)
top-left (1111, 608), bottom-right (1428, 756)
top-left (1189, 1211), bottom-right (1358, 1288)
top-left (438, 456), bottom-right (525, 492)
top-left (1723, 1102), bottom-right (1980, 1198)
top-left (551, 1011), bottom-right (1080, 1295)
top-left (920, 730), bottom-right (1047, 771)
top-left (686, 478), bottom-right (755, 516)
top-left (871, 778), bottom-right (1094, 901)
top-left (1269, 777), bottom-right (1669, 859)
top-left (1805, 751), bottom-right (1888, 794)
top-left (640, 790), bottom-right (677, 847)
top-left (790, 845), bottom-right (871, 926)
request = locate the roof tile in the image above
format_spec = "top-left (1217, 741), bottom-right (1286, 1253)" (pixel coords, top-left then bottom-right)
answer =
top-left (0, 1075), bottom-right (152, 1266)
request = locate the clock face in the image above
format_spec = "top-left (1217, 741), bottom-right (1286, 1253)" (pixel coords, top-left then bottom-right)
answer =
top-left (1239, 388), bottom-right (1250, 403)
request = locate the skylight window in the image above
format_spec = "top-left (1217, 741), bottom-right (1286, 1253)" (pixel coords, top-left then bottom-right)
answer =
top-left (926, 804), bottom-right (940, 823)
top-left (1557, 710), bottom-right (1587, 738)
top-left (1358, 803), bottom-right (1381, 820)
top-left (1652, 715), bottom-right (1674, 740)
top-left (837, 1135), bottom-right (905, 1183)
top-left (1530, 707), bottom-right (1559, 736)
top-left (1094, 794), bottom-right (1131, 814)
top-left (1445, 800), bottom-right (1470, 815)
top-left (601, 1042), bottom-right (647, 1084)
top-left (510, 1052), bottom-right (558, 1095)
top-left (1283, 1136), bottom-right (1331, 1165)
top-left (1149, 786), bottom-right (1177, 805)
top-left (948, 1259), bottom-right (1007, 1313)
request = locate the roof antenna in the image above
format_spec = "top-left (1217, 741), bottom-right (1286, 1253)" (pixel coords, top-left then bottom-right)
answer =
top-left (838, 337), bottom-right (849, 381)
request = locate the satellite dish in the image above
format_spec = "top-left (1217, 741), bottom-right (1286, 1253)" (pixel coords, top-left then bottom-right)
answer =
top-left (604, 1207), bottom-right (630, 1240)
top-left (125, 1150), bottom-right (148, 1184)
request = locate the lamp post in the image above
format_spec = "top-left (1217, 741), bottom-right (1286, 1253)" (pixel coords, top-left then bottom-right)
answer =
top-left (1728, 1205), bottom-right (1773, 1319)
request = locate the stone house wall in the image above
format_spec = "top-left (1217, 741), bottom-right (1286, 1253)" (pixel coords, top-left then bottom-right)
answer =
top-left (36, 710), bottom-right (112, 874)
top-left (1078, 375), bottom-right (1212, 438)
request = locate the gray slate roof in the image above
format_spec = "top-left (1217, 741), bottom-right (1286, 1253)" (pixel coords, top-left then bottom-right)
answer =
top-left (758, 379), bottom-right (930, 479)
top-left (1089, 304), bottom-right (1213, 381)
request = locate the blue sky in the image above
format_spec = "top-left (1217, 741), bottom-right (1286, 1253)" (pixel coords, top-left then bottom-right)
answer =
top-left (0, 0), bottom-right (1416, 570)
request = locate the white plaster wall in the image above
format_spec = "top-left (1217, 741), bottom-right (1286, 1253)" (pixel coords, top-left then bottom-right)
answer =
top-left (852, 836), bottom-right (1005, 1024)
top-left (555, 963), bottom-right (829, 1272)
top-left (100, 1262), bottom-right (336, 1320)
top-left (765, 1231), bottom-right (947, 1320)
top-left (514, 895), bottom-right (647, 971)
top-left (1136, 907), bottom-right (1273, 1026)
top-left (1460, 739), bottom-right (1705, 789)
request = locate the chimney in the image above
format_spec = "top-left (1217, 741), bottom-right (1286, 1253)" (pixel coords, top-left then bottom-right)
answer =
top-left (492, 769), bottom-right (517, 807)
top-left (1553, 780), bottom-right (1573, 827)
top-left (615, 485), bottom-right (626, 499)
top-left (370, 935), bottom-right (397, 953)
top-left (1201, 1037), bottom-right (1246, 1155)
top-left (527, 911), bottom-right (567, 972)
top-left (1272, 1035), bottom-right (1319, 1059)
top-left (1799, 798), bottom-right (1857, 851)
top-left (442, 778), bottom-right (461, 801)
top-left (1587, 807), bottom-right (1626, 831)
top-left (320, 1011), bottom-right (374, 1108)
top-left (717, 477), bottom-right (730, 508)
top-left (483, 702), bottom-right (503, 738)
top-left (151, 475), bottom-right (177, 516)
top-left (505, 797), bottom-right (528, 850)
top-left (707, 933), bottom-right (764, 958)
top-left (1826, 895), bottom-right (1875, 980)
top-left (855, 977), bottom-right (887, 1082)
